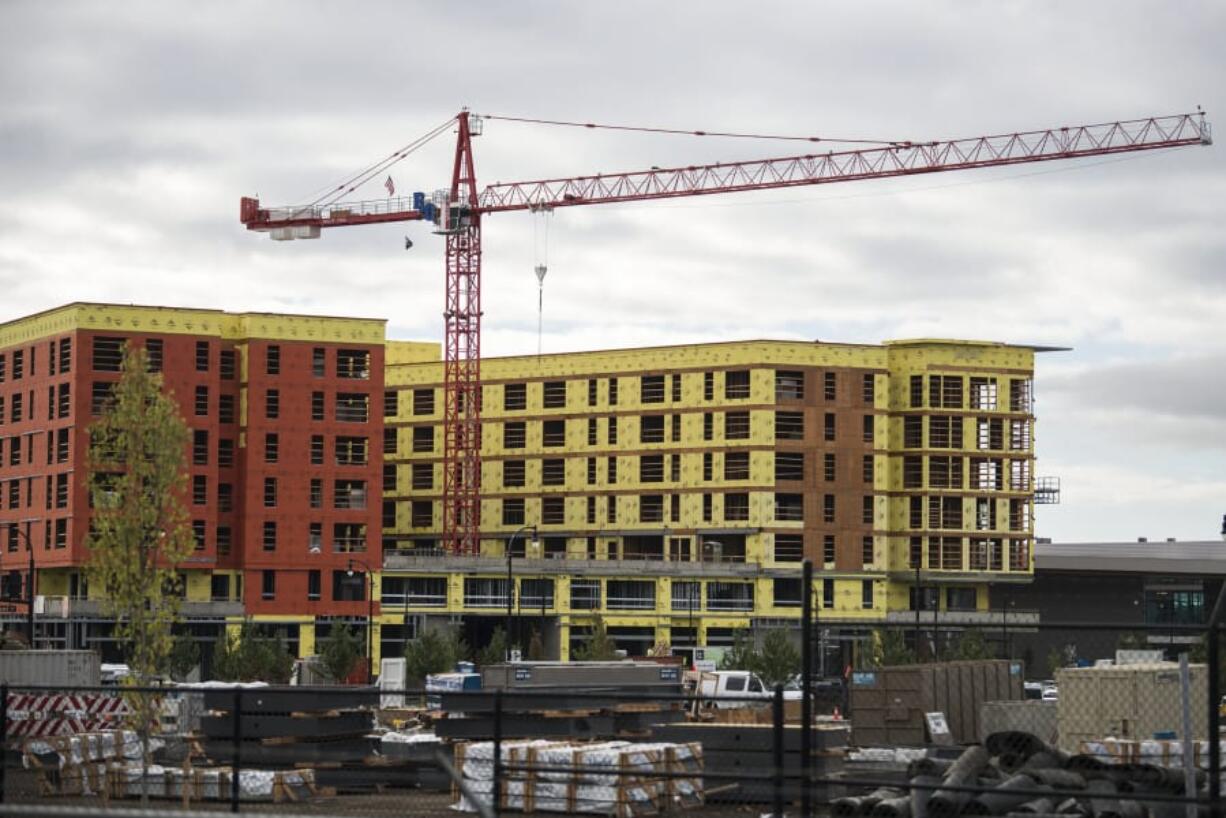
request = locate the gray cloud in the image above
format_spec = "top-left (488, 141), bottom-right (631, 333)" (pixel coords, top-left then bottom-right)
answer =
top-left (1, 0), bottom-right (1224, 539)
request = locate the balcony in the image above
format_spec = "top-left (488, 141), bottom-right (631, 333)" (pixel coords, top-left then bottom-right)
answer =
top-left (60, 598), bottom-right (245, 618)
top-left (333, 537), bottom-right (367, 554)
top-left (884, 608), bottom-right (1040, 626)
top-left (382, 552), bottom-right (777, 579)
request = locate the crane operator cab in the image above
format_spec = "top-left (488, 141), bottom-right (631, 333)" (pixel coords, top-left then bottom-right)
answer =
top-left (421, 189), bottom-right (472, 234)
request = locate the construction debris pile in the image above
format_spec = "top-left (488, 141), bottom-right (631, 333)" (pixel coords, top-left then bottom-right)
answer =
top-left (452, 739), bottom-right (703, 817)
top-left (834, 731), bottom-right (1219, 818)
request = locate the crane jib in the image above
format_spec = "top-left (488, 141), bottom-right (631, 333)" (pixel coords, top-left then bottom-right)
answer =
top-left (240, 108), bottom-right (1211, 554)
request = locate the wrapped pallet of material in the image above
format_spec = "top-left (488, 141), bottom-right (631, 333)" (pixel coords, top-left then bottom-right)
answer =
top-left (665, 743), bottom-right (704, 808)
top-left (582, 781), bottom-right (663, 817)
top-left (1082, 738), bottom-right (1226, 770)
top-left (574, 744), bottom-right (665, 786)
top-left (454, 740), bottom-right (698, 816)
top-left (534, 742), bottom-right (631, 781)
top-left (530, 780), bottom-right (572, 813)
top-left (455, 776), bottom-right (531, 813)
top-left (457, 740), bottom-right (553, 780)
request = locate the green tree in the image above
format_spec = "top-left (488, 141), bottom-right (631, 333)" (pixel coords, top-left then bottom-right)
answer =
top-left (86, 345), bottom-right (193, 685)
top-left (211, 620), bottom-right (295, 683)
top-left (719, 629), bottom-right (758, 671)
top-left (167, 634), bottom-right (201, 681)
top-left (573, 615), bottom-right (619, 661)
top-left (318, 622), bottom-right (363, 683)
top-left (478, 626), bottom-right (509, 667)
top-left (526, 628), bottom-right (546, 661)
top-left (1046, 647), bottom-right (1068, 678)
top-left (871, 629), bottom-right (915, 667)
top-left (1187, 635), bottom-right (1226, 678)
top-left (955, 629), bottom-right (995, 661)
top-left (756, 629), bottom-right (801, 687)
top-left (404, 626), bottom-right (467, 682)
top-left (85, 345), bottom-right (193, 784)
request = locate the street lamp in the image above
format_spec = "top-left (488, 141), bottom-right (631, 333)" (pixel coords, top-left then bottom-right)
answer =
top-left (505, 525), bottom-right (539, 661)
top-left (6, 519), bottom-right (41, 648)
top-left (346, 558), bottom-right (376, 684)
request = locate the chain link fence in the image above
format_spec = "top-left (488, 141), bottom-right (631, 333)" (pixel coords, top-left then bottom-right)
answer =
top-left (0, 621), bottom-right (1219, 818)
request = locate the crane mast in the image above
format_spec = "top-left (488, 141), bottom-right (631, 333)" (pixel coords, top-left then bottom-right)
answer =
top-left (240, 110), bottom-right (1211, 556)
top-left (442, 112), bottom-right (483, 557)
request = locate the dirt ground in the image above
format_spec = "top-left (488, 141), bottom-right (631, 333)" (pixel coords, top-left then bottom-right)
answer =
top-left (2, 767), bottom-right (808, 818)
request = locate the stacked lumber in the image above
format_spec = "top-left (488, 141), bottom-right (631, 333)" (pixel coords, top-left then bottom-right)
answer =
top-left (452, 739), bottom-right (704, 816)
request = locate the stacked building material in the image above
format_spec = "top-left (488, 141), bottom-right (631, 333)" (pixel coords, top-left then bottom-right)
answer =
top-left (452, 739), bottom-right (703, 816)
top-left (652, 722), bottom-right (850, 804)
top-left (21, 729), bottom-right (322, 804)
top-left (199, 686), bottom-right (378, 768)
top-left (435, 689), bottom-right (685, 740)
top-left (1077, 737), bottom-right (1226, 770)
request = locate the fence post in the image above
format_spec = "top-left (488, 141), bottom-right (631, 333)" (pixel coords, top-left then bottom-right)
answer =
top-left (1208, 623), bottom-right (1220, 818)
top-left (773, 684), bottom-right (784, 818)
top-left (230, 688), bottom-right (242, 813)
top-left (492, 689), bottom-right (503, 818)
top-left (801, 559), bottom-right (813, 818)
top-left (1, 683), bottom-right (8, 804)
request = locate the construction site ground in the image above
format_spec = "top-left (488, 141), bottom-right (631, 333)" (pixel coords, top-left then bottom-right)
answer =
top-left (2, 766), bottom-right (817, 818)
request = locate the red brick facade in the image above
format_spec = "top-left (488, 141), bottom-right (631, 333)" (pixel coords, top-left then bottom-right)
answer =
top-left (0, 310), bottom-right (384, 622)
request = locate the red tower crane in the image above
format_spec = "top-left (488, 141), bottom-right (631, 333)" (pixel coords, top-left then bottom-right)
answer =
top-left (240, 110), bottom-right (1211, 556)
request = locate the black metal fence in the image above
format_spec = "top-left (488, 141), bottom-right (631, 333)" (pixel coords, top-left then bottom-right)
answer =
top-left (0, 621), bottom-right (1220, 818)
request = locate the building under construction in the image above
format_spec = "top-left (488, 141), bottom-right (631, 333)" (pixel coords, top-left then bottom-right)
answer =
top-left (0, 302), bottom-right (1050, 668)
top-left (384, 336), bottom-right (1048, 663)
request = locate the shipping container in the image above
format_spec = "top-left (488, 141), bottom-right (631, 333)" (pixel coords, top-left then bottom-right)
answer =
top-left (0, 650), bottom-right (99, 687)
top-left (849, 659), bottom-right (1024, 746)
top-left (1054, 662), bottom-right (1207, 752)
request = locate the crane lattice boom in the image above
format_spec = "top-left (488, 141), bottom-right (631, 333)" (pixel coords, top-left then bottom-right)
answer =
top-left (477, 114), bottom-right (1210, 213)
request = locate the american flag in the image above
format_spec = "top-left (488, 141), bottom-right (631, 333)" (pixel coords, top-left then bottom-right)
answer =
top-left (384, 175), bottom-right (395, 196)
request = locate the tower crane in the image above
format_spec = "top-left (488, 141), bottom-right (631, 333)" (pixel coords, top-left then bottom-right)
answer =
top-left (240, 110), bottom-right (1211, 556)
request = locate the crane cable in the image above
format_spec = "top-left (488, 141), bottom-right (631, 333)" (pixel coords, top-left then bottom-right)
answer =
top-left (533, 206), bottom-right (552, 360)
top-left (300, 115), bottom-right (457, 207)
top-left (477, 113), bottom-right (912, 146)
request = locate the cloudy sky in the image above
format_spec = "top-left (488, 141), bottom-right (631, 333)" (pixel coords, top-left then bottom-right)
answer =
top-left (2, 2), bottom-right (1222, 542)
